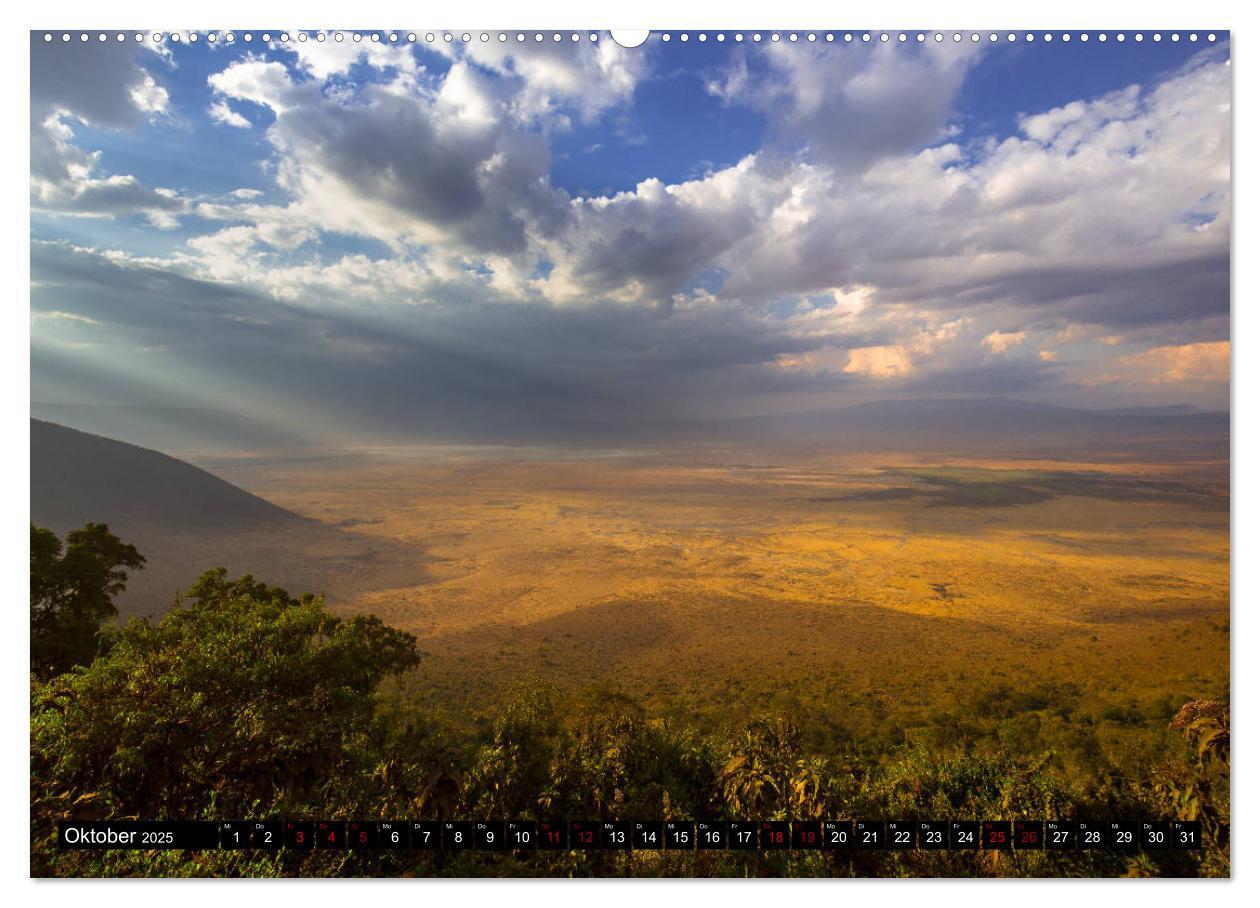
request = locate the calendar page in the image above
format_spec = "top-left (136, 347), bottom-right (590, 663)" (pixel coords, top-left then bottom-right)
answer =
top-left (27, 19), bottom-right (1231, 881)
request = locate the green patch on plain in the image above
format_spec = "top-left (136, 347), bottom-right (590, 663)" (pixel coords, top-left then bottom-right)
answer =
top-left (864, 466), bottom-right (1220, 509)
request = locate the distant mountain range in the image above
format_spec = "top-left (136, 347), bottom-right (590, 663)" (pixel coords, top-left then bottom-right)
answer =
top-left (700, 396), bottom-right (1227, 439)
top-left (594, 397), bottom-right (1229, 458)
top-left (30, 395), bottom-right (1229, 457)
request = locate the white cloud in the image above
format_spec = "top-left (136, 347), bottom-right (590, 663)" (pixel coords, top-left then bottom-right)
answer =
top-left (207, 56), bottom-right (564, 259)
top-left (1077, 341), bottom-right (1229, 390)
top-left (30, 37), bottom-right (186, 222)
top-left (439, 37), bottom-right (648, 126)
top-left (843, 345), bottom-right (914, 378)
top-left (277, 32), bottom-right (417, 81)
top-left (129, 72), bottom-right (170, 114)
top-left (208, 99), bottom-right (251, 128)
top-left (207, 58), bottom-right (312, 113)
top-left (541, 46), bottom-right (1230, 339)
top-left (708, 40), bottom-right (982, 167)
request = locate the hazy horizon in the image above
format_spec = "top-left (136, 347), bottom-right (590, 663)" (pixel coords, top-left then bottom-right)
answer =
top-left (29, 393), bottom-right (1231, 463)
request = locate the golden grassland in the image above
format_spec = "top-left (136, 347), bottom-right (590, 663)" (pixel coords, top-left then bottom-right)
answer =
top-left (228, 445), bottom-right (1228, 766)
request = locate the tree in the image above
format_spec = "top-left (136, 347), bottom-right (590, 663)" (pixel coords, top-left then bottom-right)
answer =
top-left (30, 523), bottom-right (145, 678)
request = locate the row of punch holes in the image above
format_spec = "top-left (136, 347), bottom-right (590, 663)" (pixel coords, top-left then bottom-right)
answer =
top-left (43, 31), bottom-right (1222, 45)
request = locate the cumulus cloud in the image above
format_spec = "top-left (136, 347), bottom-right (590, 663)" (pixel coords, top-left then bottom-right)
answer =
top-left (1109, 341), bottom-right (1230, 386)
top-left (276, 32), bottom-right (417, 80)
top-left (208, 55), bottom-right (567, 258)
top-left (445, 37), bottom-right (649, 126)
top-left (707, 40), bottom-right (981, 167)
top-left (211, 43), bottom-right (1227, 412)
top-left (545, 45), bottom-right (1231, 337)
top-left (538, 155), bottom-right (793, 305)
top-left (843, 345), bottom-right (914, 378)
top-left (194, 39), bottom-right (1231, 324)
top-left (30, 35), bottom-right (188, 222)
top-left (194, 35), bottom-right (651, 277)
top-left (31, 37), bottom-right (167, 129)
top-left (32, 36), bottom-right (1232, 428)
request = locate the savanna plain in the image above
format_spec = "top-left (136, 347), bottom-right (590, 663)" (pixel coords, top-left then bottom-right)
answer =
top-left (222, 442), bottom-right (1229, 766)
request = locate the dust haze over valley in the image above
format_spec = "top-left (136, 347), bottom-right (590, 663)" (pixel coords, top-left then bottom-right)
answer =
top-left (34, 397), bottom-right (1228, 762)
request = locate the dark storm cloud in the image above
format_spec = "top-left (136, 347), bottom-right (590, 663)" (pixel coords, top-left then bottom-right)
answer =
top-left (887, 252), bottom-right (1232, 329)
top-left (31, 242), bottom-right (876, 437)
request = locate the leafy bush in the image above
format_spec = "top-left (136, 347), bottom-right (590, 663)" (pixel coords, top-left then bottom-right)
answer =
top-left (31, 564), bottom-right (419, 875)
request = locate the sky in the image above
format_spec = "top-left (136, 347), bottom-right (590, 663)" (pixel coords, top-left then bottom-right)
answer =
top-left (30, 30), bottom-right (1232, 444)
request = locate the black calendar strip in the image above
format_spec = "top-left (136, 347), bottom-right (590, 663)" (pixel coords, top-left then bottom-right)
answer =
top-left (57, 819), bottom-right (1201, 851)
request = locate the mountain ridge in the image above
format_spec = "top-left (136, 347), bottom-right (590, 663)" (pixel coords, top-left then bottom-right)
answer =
top-left (29, 419), bottom-right (435, 618)
top-left (31, 418), bottom-right (304, 532)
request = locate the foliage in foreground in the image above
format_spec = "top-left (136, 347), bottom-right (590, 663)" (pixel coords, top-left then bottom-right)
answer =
top-left (30, 526), bottom-right (1229, 878)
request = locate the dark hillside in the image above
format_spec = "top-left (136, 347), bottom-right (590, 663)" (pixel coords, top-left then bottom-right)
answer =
top-left (30, 419), bottom-right (427, 617)
top-left (31, 418), bottom-right (303, 531)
